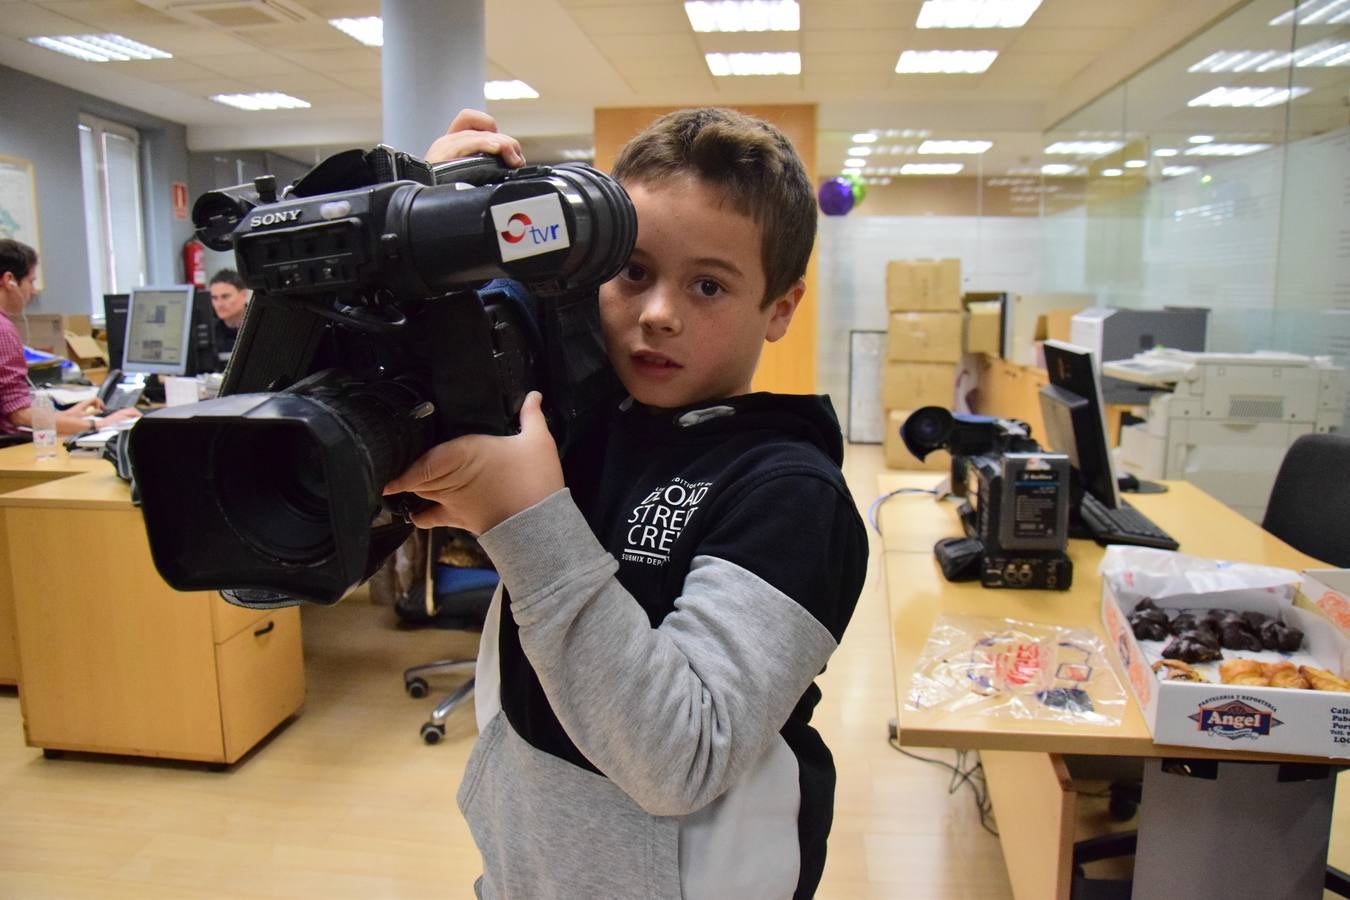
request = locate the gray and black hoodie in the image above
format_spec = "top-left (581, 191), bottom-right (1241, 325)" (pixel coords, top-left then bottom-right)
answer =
top-left (462, 392), bottom-right (868, 899)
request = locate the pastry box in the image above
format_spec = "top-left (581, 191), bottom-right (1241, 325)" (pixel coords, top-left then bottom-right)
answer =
top-left (1099, 546), bottom-right (1350, 759)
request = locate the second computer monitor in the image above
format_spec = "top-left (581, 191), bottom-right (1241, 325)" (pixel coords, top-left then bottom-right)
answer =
top-left (122, 285), bottom-right (195, 377)
top-left (1039, 340), bottom-right (1121, 509)
top-left (102, 293), bottom-right (130, 369)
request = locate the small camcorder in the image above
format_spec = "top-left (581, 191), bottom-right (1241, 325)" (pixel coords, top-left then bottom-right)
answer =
top-left (129, 146), bottom-right (636, 607)
top-left (901, 406), bottom-right (1073, 590)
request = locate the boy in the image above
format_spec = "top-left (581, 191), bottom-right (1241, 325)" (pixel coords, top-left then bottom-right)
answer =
top-left (387, 108), bottom-right (867, 899)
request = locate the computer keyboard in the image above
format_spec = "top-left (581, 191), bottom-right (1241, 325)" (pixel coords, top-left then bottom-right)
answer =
top-left (1079, 492), bottom-right (1180, 551)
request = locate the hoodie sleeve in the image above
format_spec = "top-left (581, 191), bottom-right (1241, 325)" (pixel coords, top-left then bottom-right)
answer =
top-left (477, 474), bottom-right (867, 818)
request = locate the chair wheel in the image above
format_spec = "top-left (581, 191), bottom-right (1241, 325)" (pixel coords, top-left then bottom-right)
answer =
top-left (406, 677), bottom-right (429, 699)
top-left (421, 722), bottom-right (445, 744)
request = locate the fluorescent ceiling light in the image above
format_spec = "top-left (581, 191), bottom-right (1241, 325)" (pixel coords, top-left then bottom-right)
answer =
top-left (916, 0), bottom-right (1042, 28)
top-left (1124, 159), bottom-right (1147, 168)
top-left (895, 50), bottom-right (998, 74)
top-left (1043, 140), bottom-right (1124, 156)
top-left (685, 0), bottom-right (799, 32)
top-left (28, 33), bottom-right (172, 62)
top-left (1153, 148), bottom-right (1179, 157)
top-left (1183, 142), bottom-right (1272, 156)
top-left (559, 148), bottom-right (595, 160)
top-left (900, 163), bottom-right (964, 174)
top-left (1188, 86), bottom-right (1311, 107)
top-left (1040, 163), bottom-right (1080, 176)
top-left (1101, 168), bottom-right (1123, 177)
top-left (329, 16), bottom-right (383, 46)
top-left (917, 139), bottom-right (992, 154)
top-left (1188, 134), bottom-right (1214, 143)
top-left (211, 92), bottom-right (310, 111)
top-left (844, 158), bottom-right (867, 167)
top-left (705, 52), bottom-right (800, 75)
top-left (1188, 41), bottom-right (1350, 73)
top-left (1269, 0), bottom-right (1350, 26)
top-left (848, 146), bottom-right (873, 156)
top-left (1162, 166), bottom-right (1200, 177)
top-left (485, 80), bottom-right (539, 99)
top-left (851, 133), bottom-right (878, 143)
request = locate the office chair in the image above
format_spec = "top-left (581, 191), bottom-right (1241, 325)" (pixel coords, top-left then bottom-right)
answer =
top-left (1261, 432), bottom-right (1350, 567)
top-left (400, 528), bottom-right (497, 745)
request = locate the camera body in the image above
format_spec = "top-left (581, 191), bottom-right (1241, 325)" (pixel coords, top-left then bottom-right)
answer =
top-left (901, 407), bottom-right (1073, 591)
top-left (129, 146), bottom-right (635, 607)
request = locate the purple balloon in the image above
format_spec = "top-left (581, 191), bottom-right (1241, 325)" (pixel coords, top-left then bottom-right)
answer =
top-left (817, 178), bottom-right (855, 216)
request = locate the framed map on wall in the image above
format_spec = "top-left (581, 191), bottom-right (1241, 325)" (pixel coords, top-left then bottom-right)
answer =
top-left (0, 154), bottom-right (41, 289)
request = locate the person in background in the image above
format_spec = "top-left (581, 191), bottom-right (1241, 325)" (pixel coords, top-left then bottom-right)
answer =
top-left (386, 108), bottom-right (868, 899)
top-left (0, 238), bottom-right (139, 437)
top-left (208, 267), bottom-right (250, 363)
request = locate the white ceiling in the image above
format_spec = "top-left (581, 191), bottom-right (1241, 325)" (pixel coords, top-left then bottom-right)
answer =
top-left (0, 0), bottom-right (1342, 177)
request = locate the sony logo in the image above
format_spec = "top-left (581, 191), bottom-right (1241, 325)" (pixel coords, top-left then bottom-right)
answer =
top-left (250, 209), bottom-right (302, 227)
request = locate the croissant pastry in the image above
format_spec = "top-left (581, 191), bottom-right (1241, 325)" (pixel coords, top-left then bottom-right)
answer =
top-left (1152, 659), bottom-right (1206, 682)
top-left (1267, 667), bottom-right (1311, 690)
top-left (1219, 658), bottom-right (1263, 683)
top-left (1229, 674), bottom-right (1269, 686)
top-left (1299, 666), bottom-right (1350, 692)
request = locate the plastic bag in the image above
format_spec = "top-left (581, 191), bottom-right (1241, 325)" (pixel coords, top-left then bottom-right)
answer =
top-left (1098, 545), bottom-right (1301, 608)
top-left (906, 614), bottom-right (1126, 725)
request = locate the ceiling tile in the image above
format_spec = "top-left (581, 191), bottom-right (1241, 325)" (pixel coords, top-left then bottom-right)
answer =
top-left (589, 31), bottom-right (701, 58)
top-left (328, 67), bottom-right (379, 91)
top-left (239, 69), bottom-right (347, 94)
top-left (803, 51), bottom-right (896, 75)
top-left (302, 0), bottom-right (379, 16)
top-left (170, 75), bottom-right (253, 96)
top-left (803, 29), bottom-right (904, 54)
top-left (278, 46), bottom-right (381, 72)
top-left (111, 24), bottom-right (259, 55)
top-left (801, 2), bottom-right (921, 31)
top-left (565, 4), bottom-right (689, 35)
top-left (40, 0), bottom-right (179, 29)
top-left (0, 6), bottom-right (89, 35)
top-left (610, 53), bottom-right (712, 77)
top-left (694, 31), bottom-right (800, 53)
top-left (1007, 27), bottom-right (1125, 54)
top-left (192, 51), bottom-right (308, 77)
top-left (803, 70), bottom-right (892, 92)
top-left (238, 22), bottom-right (359, 51)
top-left (1034, 0), bottom-right (1170, 30)
top-left (111, 57), bottom-right (216, 81)
top-left (991, 51), bottom-right (1097, 78)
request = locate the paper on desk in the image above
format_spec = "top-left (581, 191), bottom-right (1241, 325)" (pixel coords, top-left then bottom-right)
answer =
top-left (47, 386), bottom-right (98, 406)
top-left (1099, 545), bottom-right (1300, 608)
top-left (906, 614), bottom-right (1126, 726)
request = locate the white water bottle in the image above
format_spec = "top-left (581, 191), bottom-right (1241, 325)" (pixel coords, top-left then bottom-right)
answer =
top-left (31, 391), bottom-right (57, 460)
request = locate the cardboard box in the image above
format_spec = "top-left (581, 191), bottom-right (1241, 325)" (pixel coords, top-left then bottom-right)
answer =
top-left (885, 259), bottom-right (962, 312)
top-left (964, 300), bottom-right (1002, 356)
top-left (881, 361), bottom-right (958, 411)
top-left (887, 312), bottom-right (963, 363)
top-left (1297, 570), bottom-right (1350, 639)
top-left (884, 409), bottom-right (950, 471)
top-left (1102, 569), bottom-right (1350, 759)
top-left (15, 313), bottom-right (65, 356)
top-left (64, 331), bottom-right (107, 368)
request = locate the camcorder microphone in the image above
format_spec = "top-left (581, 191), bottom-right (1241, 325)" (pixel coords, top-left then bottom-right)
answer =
top-left (128, 145), bottom-right (636, 608)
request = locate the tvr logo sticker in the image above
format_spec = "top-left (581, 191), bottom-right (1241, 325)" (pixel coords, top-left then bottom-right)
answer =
top-left (491, 195), bottom-right (571, 262)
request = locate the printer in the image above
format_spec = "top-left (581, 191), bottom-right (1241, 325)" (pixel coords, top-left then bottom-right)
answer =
top-left (1107, 348), bottom-right (1346, 522)
top-left (1069, 306), bottom-right (1210, 404)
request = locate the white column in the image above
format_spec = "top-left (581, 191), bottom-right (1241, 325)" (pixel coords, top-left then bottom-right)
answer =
top-left (381, 0), bottom-right (486, 157)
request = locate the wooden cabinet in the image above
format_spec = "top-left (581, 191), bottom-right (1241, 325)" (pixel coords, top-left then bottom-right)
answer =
top-left (0, 469), bottom-right (304, 764)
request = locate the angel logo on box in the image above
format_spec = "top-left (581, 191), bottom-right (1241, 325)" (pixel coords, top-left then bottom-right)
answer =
top-left (1190, 697), bottom-right (1283, 741)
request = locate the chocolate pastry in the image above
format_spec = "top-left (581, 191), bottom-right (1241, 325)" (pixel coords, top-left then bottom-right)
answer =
top-left (1169, 612), bottom-right (1199, 636)
top-left (1162, 634), bottom-right (1223, 663)
top-left (1241, 611), bottom-right (1269, 631)
top-left (1220, 622), bottom-right (1263, 651)
top-left (1128, 605), bottom-right (1170, 642)
top-left (1259, 620), bottom-right (1304, 653)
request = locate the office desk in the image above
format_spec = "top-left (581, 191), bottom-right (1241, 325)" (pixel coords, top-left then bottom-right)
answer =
top-left (878, 473), bottom-right (1334, 899)
top-left (0, 466), bottom-right (305, 764)
top-left (0, 445), bottom-right (105, 684)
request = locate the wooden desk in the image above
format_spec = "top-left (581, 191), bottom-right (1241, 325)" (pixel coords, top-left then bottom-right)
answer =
top-left (878, 473), bottom-right (1334, 898)
top-left (0, 467), bottom-right (305, 764)
top-left (0, 445), bottom-right (104, 684)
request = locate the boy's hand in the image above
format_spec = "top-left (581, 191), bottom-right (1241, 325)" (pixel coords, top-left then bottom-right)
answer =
top-left (425, 108), bottom-right (525, 167)
top-left (383, 392), bottom-right (562, 535)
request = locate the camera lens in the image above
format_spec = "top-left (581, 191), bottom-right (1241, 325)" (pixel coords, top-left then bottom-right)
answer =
top-left (214, 426), bottom-right (335, 563)
top-left (900, 406), bottom-right (955, 461)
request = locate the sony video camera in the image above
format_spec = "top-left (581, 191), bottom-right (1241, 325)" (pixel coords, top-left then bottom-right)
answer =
top-left (901, 406), bottom-right (1072, 590)
top-left (128, 146), bottom-right (635, 607)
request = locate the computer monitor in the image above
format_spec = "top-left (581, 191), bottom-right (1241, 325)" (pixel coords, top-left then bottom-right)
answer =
top-left (122, 285), bottom-right (195, 377)
top-left (187, 289), bottom-right (222, 375)
top-left (1038, 339), bottom-right (1121, 509)
top-left (102, 293), bottom-right (129, 369)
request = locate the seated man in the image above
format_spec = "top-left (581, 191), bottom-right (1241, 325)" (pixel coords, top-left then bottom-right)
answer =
top-left (208, 268), bottom-right (250, 366)
top-left (1, 239), bottom-right (139, 437)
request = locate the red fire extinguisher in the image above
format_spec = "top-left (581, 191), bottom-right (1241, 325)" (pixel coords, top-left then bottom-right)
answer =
top-left (183, 236), bottom-right (206, 288)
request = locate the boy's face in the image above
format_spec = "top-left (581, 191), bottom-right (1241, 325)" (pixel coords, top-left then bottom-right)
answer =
top-left (599, 175), bottom-right (801, 410)
top-left (1, 265), bottom-right (37, 317)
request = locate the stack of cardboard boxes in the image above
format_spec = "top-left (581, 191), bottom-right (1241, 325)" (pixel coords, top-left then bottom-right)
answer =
top-left (881, 259), bottom-right (962, 470)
